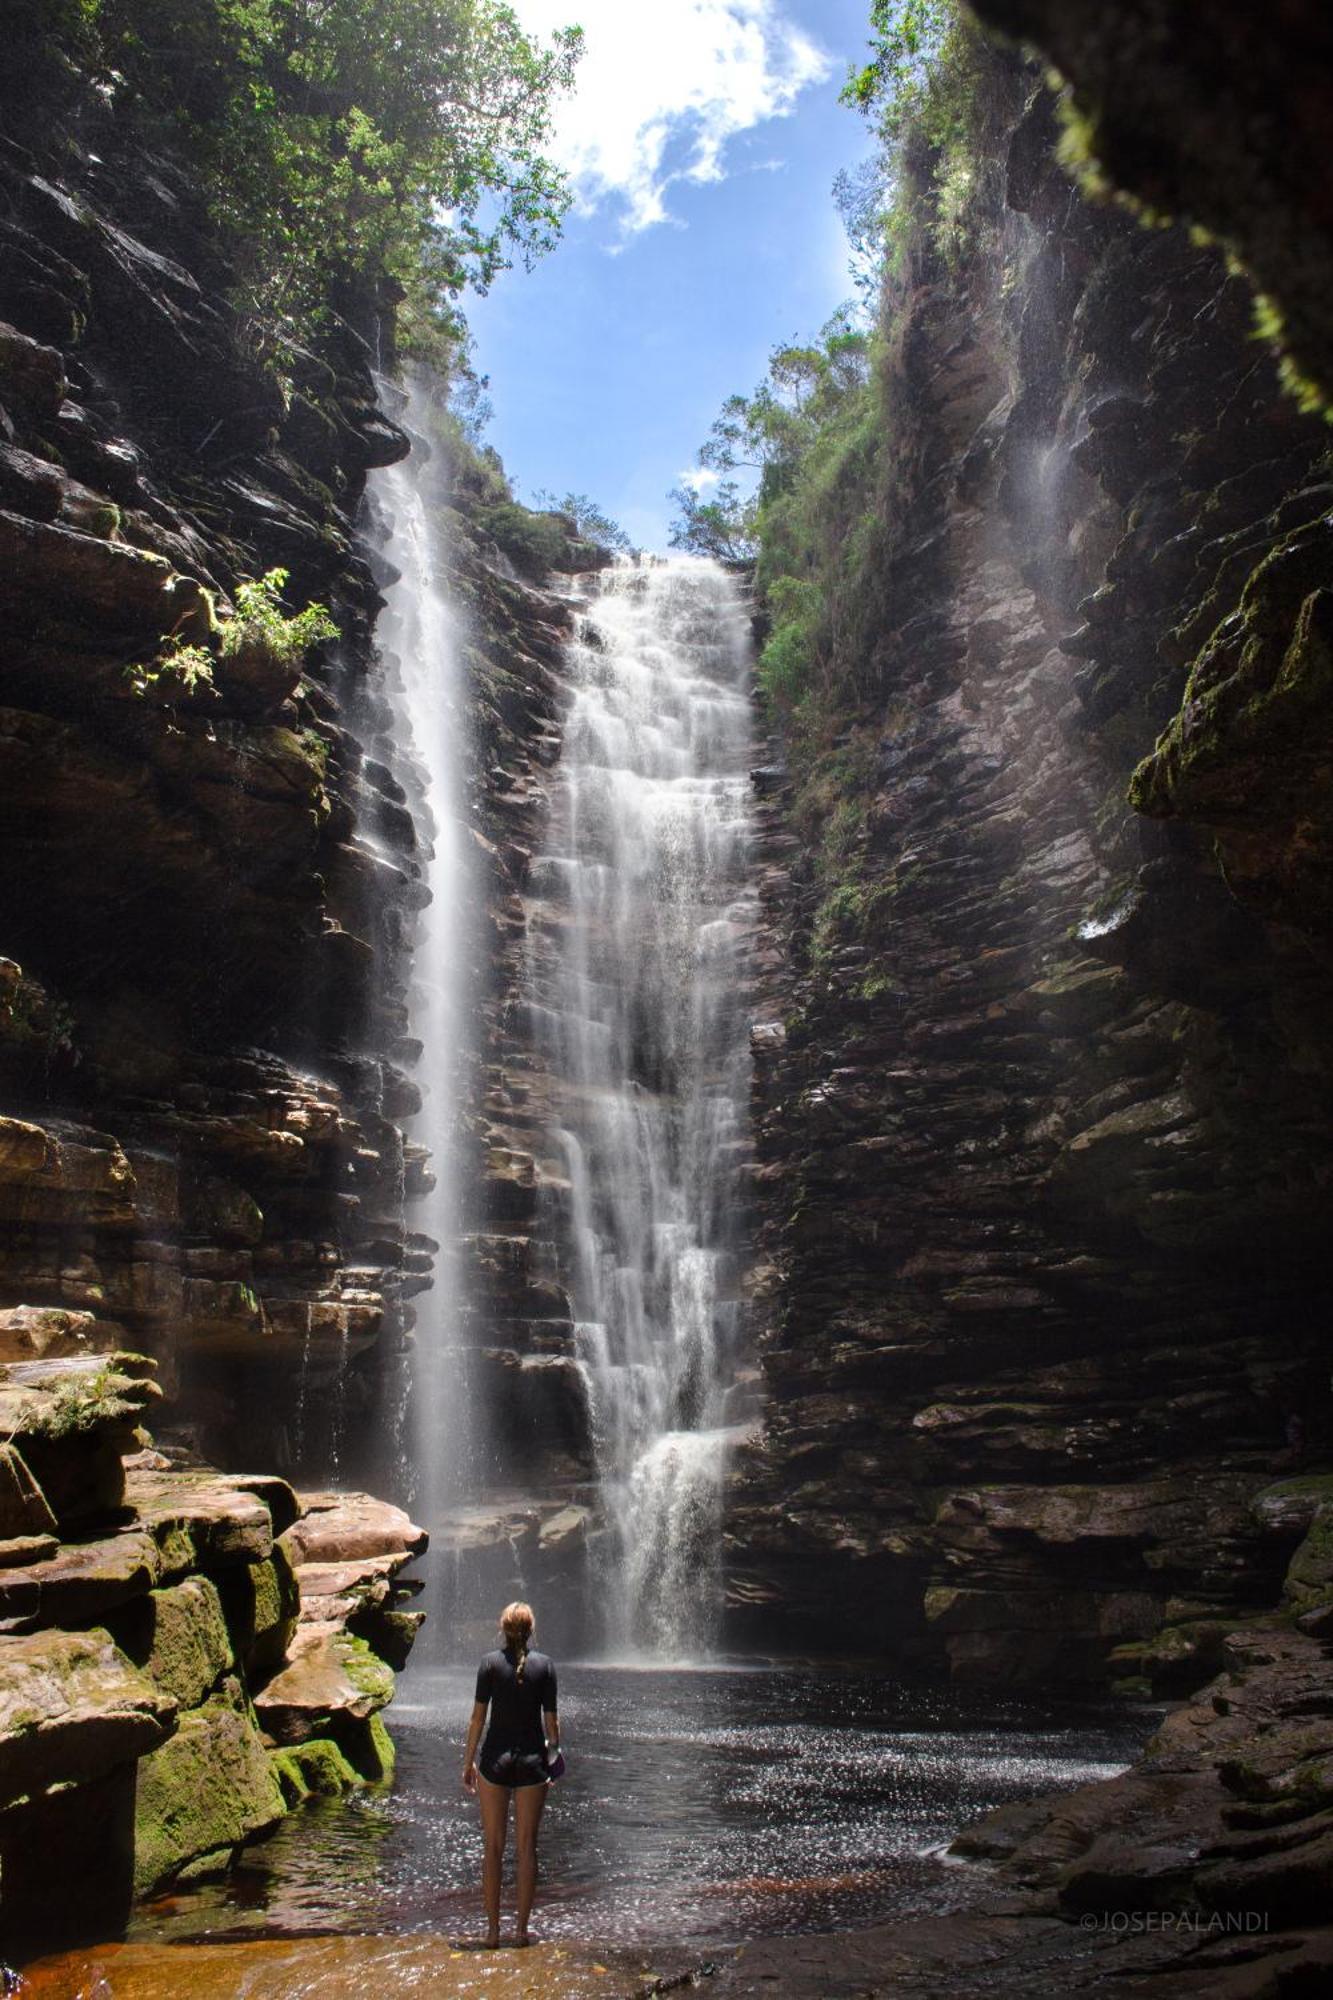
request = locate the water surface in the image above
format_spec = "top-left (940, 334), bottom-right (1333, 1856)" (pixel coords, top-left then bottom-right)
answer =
top-left (130, 1665), bottom-right (1152, 1950)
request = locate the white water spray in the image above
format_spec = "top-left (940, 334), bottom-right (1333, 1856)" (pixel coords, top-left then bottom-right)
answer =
top-left (527, 558), bottom-right (756, 1656)
top-left (369, 394), bottom-right (481, 1565)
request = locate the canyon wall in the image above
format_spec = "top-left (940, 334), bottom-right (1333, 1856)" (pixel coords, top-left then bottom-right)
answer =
top-left (0, 62), bottom-right (423, 1467)
top-left (725, 48), bottom-right (1333, 1687)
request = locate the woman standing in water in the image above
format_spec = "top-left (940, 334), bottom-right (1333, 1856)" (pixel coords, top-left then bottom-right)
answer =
top-left (462, 1600), bottom-right (561, 1948)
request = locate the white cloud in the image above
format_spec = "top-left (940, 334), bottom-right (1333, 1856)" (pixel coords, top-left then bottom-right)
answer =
top-left (514, 0), bottom-right (831, 235)
top-left (678, 464), bottom-right (721, 493)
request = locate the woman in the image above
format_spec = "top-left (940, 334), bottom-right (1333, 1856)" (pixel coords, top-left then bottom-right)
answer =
top-left (462, 1599), bottom-right (561, 1948)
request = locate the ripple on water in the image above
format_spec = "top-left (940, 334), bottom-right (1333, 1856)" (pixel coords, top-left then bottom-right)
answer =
top-left (127, 1666), bottom-right (1155, 1951)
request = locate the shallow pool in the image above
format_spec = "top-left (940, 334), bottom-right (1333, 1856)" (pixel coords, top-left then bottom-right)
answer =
top-left (131, 1664), bottom-right (1152, 1950)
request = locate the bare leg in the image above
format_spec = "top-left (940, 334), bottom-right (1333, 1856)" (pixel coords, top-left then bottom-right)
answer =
top-left (513, 1779), bottom-right (548, 1943)
top-left (477, 1772), bottom-right (510, 1946)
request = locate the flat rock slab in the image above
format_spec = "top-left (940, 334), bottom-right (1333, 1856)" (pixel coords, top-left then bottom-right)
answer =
top-left (1, 1527), bottom-right (161, 1626)
top-left (295, 1554), bottom-right (403, 1624)
top-left (17, 1935), bottom-right (696, 1997)
top-left (285, 1490), bottom-right (427, 1565)
top-left (254, 1627), bottom-right (394, 1740)
top-left (0, 1626), bottom-right (175, 1806)
top-left (123, 1467), bottom-right (276, 1572)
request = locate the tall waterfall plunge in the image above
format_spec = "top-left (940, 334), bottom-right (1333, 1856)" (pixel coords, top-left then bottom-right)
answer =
top-left (526, 559), bottom-right (758, 1658)
top-left (365, 396), bottom-right (482, 1642)
top-left (364, 440), bottom-right (757, 1663)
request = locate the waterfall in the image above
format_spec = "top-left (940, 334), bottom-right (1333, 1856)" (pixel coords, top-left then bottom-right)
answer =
top-left (367, 392), bottom-right (480, 1612)
top-left (528, 558), bottom-right (756, 1658)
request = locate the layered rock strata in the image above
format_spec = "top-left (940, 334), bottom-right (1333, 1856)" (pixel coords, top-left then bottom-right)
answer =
top-left (700, 1492), bottom-right (1333, 1995)
top-left (0, 63), bottom-right (421, 1474)
top-left (0, 1354), bottom-right (423, 1949)
top-left (726, 53), bottom-right (1333, 1684)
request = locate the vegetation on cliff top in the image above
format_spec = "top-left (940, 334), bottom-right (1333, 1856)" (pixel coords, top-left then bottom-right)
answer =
top-left (668, 0), bottom-right (988, 980)
top-left (22, 0), bottom-right (580, 365)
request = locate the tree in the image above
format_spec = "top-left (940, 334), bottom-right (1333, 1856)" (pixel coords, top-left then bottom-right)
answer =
top-left (666, 480), bottom-right (757, 566)
top-left (84, 1), bottom-right (582, 354)
top-left (841, 0), bottom-right (953, 136)
top-left (531, 490), bottom-right (633, 554)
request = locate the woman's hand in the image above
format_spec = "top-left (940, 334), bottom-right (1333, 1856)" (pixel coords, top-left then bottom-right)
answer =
top-left (462, 1760), bottom-right (478, 1793)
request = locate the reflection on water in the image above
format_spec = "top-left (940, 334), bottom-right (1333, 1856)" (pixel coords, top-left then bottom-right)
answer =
top-left (131, 1667), bottom-right (1152, 1950)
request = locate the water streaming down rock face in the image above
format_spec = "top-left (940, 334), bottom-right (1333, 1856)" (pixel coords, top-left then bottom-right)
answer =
top-left (527, 559), bottom-right (758, 1657)
top-left (367, 404), bottom-right (480, 1611)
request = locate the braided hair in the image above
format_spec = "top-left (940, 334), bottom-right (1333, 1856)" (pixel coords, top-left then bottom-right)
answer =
top-left (501, 1599), bottom-right (534, 1684)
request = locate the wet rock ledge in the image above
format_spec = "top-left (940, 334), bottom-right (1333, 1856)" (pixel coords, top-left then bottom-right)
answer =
top-left (0, 1354), bottom-right (424, 1950)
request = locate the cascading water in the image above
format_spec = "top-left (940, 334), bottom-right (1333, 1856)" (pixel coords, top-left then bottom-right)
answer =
top-left (527, 558), bottom-right (757, 1658)
top-left (366, 390), bottom-right (481, 1632)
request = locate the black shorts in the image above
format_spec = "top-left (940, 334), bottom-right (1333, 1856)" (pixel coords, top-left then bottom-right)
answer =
top-left (479, 1747), bottom-right (548, 1789)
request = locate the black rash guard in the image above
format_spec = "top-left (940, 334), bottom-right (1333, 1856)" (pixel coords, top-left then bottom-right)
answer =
top-left (475, 1647), bottom-right (558, 1760)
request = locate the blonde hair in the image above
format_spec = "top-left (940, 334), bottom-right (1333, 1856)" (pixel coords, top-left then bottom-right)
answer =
top-left (501, 1600), bottom-right (534, 1682)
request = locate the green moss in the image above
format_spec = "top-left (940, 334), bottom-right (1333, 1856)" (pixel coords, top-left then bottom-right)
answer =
top-left (1286, 1505), bottom-right (1333, 1614)
top-left (133, 1678), bottom-right (285, 1894)
top-left (109, 1577), bottom-right (234, 1709)
top-left (359, 1713), bottom-right (396, 1785)
top-left (271, 1737), bottom-right (361, 1805)
top-left (220, 1549), bottom-right (300, 1677)
top-left (1131, 521), bottom-right (1333, 821)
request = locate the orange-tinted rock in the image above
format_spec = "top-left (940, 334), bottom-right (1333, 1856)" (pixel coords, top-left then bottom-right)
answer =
top-left (18, 1936), bottom-right (691, 2000)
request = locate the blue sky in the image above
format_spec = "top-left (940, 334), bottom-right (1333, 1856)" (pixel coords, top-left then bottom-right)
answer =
top-left (464, 0), bottom-right (877, 552)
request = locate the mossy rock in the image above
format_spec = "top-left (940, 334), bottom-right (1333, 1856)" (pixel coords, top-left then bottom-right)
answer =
top-left (271, 1737), bottom-right (360, 1806)
top-left (218, 1547), bottom-right (299, 1679)
top-left (107, 1576), bottom-right (234, 1709)
top-left (1285, 1504), bottom-right (1333, 1615)
top-left (132, 1675), bottom-right (285, 1894)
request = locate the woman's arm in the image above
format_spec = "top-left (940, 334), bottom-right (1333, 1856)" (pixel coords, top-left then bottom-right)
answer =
top-left (462, 1700), bottom-right (487, 1792)
top-left (544, 1708), bottom-right (560, 1750)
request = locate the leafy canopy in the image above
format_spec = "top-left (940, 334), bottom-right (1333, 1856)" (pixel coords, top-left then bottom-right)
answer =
top-left (531, 490), bottom-right (634, 554)
top-left (669, 311), bottom-right (872, 577)
top-left (78, 1), bottom-right (581, 353)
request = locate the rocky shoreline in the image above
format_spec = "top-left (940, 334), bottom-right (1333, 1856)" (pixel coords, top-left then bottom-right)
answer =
top-left (0, 1351), bottom-right (424, 1950)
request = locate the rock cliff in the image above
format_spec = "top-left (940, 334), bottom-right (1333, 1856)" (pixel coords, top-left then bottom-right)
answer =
top-left (0, 53), bottom-right (429, 1474)
top-left (0, 1352), bottom-right (423, 1947)
top-left (725, 47), bottom-right (1333, 1690)
top-left (0, 24), bottom-right (443, 1943)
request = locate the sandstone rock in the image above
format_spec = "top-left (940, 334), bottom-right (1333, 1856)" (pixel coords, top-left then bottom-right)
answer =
top-left (123, 1466), bottom-right (278, 1574)
top-left (0, 1442), bottom-right (56, 1540)
top-left (0, 1627), bottom-right (175, 1806)
top-left (0, 1115), bottom-right (52, 1179)
top-left (5, 1528), bottom-right (161, 1627)
top-left (0, 318), bottom-right (65, 414)
top-left (17, 1935), bottom-right (697, 1999)
top-left (283, 1490), bottom-right (427, 1566)
top-left (253, 1627), bottom-right (395, 1745)
top-left (0, 1305), bottom-right (110, 1362)
top-left (3, 1356), bottom-right (160, 1526)
top-left (217, 1548), bottom-right (301, 1678)
top-left (107, 1577), bottom-right (234, 1709)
